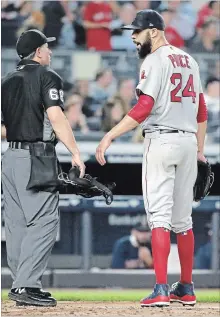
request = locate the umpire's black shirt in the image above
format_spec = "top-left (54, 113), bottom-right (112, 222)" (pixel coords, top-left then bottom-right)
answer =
top-left (1, 59), bottom-right (64, 142)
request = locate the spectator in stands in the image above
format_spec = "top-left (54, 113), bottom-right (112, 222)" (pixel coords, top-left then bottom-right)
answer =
top-left (111, 3), bottom-right (136, 51)
top-left (64, 93), bottom-right (90, 134)
top-left (205, 76), bottom-right (220, 144)
top-left (158, 1), bottom-right (197, 44)
top-left (74, 80), bottom-right (96, 117)
top-left (111, 225), bottom-right (153, 269)
top-left (59, 18), bottom-right (76, 49)
top-left (196, 1), bottom-right (220, 30)
top-left (63, 81), bottom-right (74, 97)
top-left (189, 18), bottom-right (219, 54)
top-left (205, 77), bottom-right (220, 105)
top-left (166, 0), bottom-right (181, 10)
top-left (204, 77), bottom-right (220, 136)
top-left (1, 1), bottom-right (33, 21)
top-left (73, 80), bottom-right (102, 131)
top-left (194, 223), bottom-right (212, 269)
top-left (1, 0), bottom-right (17, 13)
top-left (160, 8), bottom-right (184, 48)
top-left (59, 1), bottom-right (86, 49)
top-left (1, 0), bottom-right (31, 46)
top-left (83, 0), bottom-right (113, 51)
top-left (42, 1), bottom-right (75, 47)
top-left (101, 96), bottom-right (127, 132)
top-left (150, 1), bottom-right (162, 11)
top-left (133, 0), bottom-right (150, 11)
top-left (17, 10), bottom-right (45, 37)
top-left (72, 3), bottom-right (87, 48)
top-left (118, 78), bottom-right (136, 111)
top-left (75, 80), bottom-right (90, 102)
top-left (89, 68), bottom-right (116, 109)
top-left (125, 0), bottom-right (161, 11)
top-left (212, 60), bottom-right (220, 80)
top-left (18, 1), bottom-right (32, 21)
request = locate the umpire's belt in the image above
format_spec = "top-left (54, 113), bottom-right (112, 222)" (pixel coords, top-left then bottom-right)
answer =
top-left (142, 129), bottom-right (181, 137)
top-left (9, 141), bottom-right (30, 150)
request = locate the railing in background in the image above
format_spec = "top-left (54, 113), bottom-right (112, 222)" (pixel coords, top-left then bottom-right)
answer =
top-left (1, 141), bottom-right (220, 164)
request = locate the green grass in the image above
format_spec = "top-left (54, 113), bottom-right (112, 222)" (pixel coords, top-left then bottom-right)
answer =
top-left (1, 289), bottom-right (219, 303)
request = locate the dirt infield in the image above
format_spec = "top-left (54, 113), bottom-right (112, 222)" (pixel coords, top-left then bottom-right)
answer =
top-left (2, 301), bottom-right (220, 317)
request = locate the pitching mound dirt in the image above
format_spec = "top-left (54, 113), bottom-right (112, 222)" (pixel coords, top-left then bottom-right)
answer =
top-left (2, 301), bottom-right (220, 317)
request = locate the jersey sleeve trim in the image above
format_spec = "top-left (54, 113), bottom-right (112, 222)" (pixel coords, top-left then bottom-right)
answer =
top-left (127, 95), bottom-right (154, 123)
top-left (197, 93), bottom-right (208, 123)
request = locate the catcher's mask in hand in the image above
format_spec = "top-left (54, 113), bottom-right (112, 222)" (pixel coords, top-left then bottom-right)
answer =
top-left (58, 166), bottom-right (116, 205)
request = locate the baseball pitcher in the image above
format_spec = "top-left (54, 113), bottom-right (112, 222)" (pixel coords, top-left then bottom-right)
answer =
top-left (96, 10), bottom-right (208, 307)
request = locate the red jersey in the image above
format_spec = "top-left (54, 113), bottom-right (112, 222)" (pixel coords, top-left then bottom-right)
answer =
top-left (196, 4), bottom-right (212, 29)
top-left (84, 1), bottom-right (112, 51)
top-left (165, 27), bottom-right (184, 48)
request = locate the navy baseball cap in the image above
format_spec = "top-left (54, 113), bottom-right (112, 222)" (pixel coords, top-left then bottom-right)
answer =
top-left (121, 9), bottom-right (165, 31)
top-left (16, 29), bottom-right (56, 59)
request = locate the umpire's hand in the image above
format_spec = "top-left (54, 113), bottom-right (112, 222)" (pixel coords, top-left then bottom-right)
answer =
top-left (71, 153), bottom-right (85, 178)
top-left (96, 135), bottom-right (112, 166)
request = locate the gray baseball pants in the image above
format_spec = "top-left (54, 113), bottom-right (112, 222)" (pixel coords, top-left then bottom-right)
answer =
top-left (2, 148), bottom-right (59, 289)
top-left (142, 130), bottom-right (197, 234)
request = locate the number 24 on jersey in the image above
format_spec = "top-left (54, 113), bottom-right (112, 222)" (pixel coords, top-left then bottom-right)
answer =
top-left (170, 73), bottom-right (196, 103)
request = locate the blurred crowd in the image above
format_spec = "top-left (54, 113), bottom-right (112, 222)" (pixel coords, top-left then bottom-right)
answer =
top-left (2, 0), bottom-right (220, 52)
top-left (1, 0), bottom-right (220, 143)
top-left (62, 71), bottom-right (136, 134)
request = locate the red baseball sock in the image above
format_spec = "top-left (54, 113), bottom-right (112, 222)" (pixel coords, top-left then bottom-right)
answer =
top-left (177, 229), bottom-right (194, 284)
top-left (152, 228), bottom-right (170, 284)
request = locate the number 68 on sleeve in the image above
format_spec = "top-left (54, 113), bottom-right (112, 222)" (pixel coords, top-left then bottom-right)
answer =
top-left (49, 88), bottom-right (64, 103)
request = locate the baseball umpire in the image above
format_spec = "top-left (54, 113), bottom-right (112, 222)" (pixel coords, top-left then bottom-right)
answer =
top-left (1, 29), bottom-right (85, 307)
top-left (96, 10), bottom-right (208, 307)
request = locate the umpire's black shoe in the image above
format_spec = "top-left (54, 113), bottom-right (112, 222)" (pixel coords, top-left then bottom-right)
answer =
top-left (9, 288), bottom-right (51, 298)
top-left (8, 287), bottom-right (56, 307)
top-left (8, 288), bottom-right (25, 301)
top-left (28, 288), bottom-right (52, 297)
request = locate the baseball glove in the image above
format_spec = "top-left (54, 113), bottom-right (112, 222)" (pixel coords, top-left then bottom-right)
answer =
top-left (58, 166), bottom-right (116, 205)
top-left (193, 160), bottom-right (214, 202)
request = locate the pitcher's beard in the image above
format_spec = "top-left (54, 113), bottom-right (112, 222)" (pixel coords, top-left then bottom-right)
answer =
top-left (137, 40), bottom-right (152, 59)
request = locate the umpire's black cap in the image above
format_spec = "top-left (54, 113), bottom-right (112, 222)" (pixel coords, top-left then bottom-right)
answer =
top-left (16, 29), bottom-right (56, 59)
top-left (121, 9), bottom-right (165, 31)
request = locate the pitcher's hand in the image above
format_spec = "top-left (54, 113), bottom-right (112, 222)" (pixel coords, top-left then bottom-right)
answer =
top-left (197, 151), bottom-right (207, 163)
